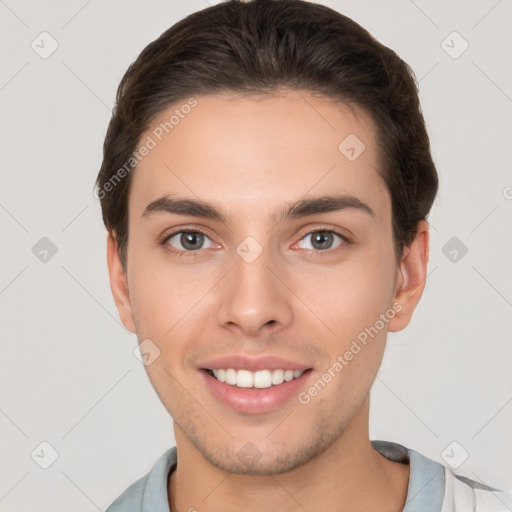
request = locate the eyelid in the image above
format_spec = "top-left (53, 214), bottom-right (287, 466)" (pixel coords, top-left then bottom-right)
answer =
top-left (160, 224), bottom-right (351, 256)
top-left (160, 223), bottom-right (213, 240)
top-left (291, 225), bottom-right (350, 252)
top-left (159, 226), bottom-right (219, 256)
top-left (295, 223), bottom-right (351, 243)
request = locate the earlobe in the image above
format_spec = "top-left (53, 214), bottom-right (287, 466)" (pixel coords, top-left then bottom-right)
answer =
top-left (106, 233), bottom-right (136, 333)
top-left (388, 221), bottom-right (430, 333)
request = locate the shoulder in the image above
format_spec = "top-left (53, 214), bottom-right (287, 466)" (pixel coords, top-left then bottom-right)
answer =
top-left (105, 447), bottom-right (177, 512)
top-left (372, 440), bottom-right (511, 512)
top-left (442, 467), bottom-right (512, 512)
top-left (105, 475), bottom-right (146, 512)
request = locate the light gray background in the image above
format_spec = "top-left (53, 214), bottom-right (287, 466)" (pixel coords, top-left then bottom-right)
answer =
top-left (1, 0), bottom-right (511, 510)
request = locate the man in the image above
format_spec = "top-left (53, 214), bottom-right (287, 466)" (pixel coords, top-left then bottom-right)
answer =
top-left (95, 0), bottom-right (511, 510)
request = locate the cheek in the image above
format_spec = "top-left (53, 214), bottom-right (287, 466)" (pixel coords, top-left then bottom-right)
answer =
top-left (310, 254), bottom-right (396, 340)
top-left (309, 265), bottom-right (392, 404)
top-left (127, 229), bottom-right (397, 347)
top-left (127, 250), bottom-right (218, 339)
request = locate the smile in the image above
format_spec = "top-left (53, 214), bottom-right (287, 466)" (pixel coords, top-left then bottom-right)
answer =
top-left (206, 368), bottom-right (305, 388)
top-left (201, 367), bottom-right (313, 414)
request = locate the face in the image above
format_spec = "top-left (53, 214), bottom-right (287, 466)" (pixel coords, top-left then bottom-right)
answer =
top-left (108, 90), bottom-right (428, 475)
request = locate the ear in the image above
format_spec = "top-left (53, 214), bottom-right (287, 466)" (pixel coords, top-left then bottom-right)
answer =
top-left (388, 220), bottom-right (430, 332)
top-left (106, 232), bottom-right (136, 333)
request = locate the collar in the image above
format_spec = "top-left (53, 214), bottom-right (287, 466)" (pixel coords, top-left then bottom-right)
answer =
top-left (138, 440), bottom-right (445, 512)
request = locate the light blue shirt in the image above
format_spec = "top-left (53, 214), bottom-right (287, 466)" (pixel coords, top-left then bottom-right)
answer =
top-left (105, 440), bottom-right (511, 511)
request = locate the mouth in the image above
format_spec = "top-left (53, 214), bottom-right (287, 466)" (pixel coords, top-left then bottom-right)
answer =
top-left (200, 367), bottom-right (314, 414)
top-left (204, 368), bottom-right (308, 388)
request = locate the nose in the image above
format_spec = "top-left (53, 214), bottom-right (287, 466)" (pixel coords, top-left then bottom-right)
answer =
top-left (216, 250), bottom-right (293, 337)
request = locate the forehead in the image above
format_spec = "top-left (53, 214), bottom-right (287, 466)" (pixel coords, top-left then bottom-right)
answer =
top-left (129, 90), bottom-right (389, 223)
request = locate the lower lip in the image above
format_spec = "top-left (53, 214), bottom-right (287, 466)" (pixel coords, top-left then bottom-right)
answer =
top-left (200, 369), bottom-right (312, 414)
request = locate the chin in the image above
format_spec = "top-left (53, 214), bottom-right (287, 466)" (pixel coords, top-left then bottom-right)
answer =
top-left (192, 428), bottom-right (341, 476)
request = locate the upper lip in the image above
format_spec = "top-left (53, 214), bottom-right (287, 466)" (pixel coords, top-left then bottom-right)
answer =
top-left (198, 355), bottom-right (313, 372)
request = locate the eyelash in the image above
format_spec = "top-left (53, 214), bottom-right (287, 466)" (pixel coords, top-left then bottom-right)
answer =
top-left (160, 229), bottom-right (208, 258)
top-left (301, 228), bottom-right (350, 257)
top-left (159, 226), bottom-right (350, 258)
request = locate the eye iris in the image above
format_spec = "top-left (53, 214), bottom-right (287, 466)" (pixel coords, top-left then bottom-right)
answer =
top-left (311, 231), bottom-right (333, 250)
top-left (181, 232), bottom-right (203, 250)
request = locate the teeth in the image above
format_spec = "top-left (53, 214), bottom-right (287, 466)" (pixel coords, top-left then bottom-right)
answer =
top-left (254, 370), bottom-right (272, 388)
top-left (209, 368), bottom-right (305, 388)
top-left (237, 370), bottom-right (253, 388)
top-left (225, 368), bottom-right (237, 385)
top-left (271, 369), bottom-right (284, 385)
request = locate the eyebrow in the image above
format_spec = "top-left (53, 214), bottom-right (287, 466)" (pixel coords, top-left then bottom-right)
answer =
top-left (141, 194), bottom-right (376, 224)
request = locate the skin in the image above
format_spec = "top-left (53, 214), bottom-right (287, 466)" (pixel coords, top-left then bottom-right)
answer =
top-left (107, 90), bottom-right (429, 512)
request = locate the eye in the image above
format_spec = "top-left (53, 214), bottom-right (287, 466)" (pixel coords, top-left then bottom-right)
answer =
top-left (296, 229), bottom-right (347, 252)
top-left (162, 230), bottom-right (216, 254)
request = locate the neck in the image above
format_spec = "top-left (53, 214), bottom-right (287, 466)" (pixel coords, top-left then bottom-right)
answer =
top-left (169, 397), bottom-right (409, 512)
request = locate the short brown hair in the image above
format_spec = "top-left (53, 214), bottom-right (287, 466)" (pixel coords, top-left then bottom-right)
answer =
top-left (96, 0), bottom-right (438, 269)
